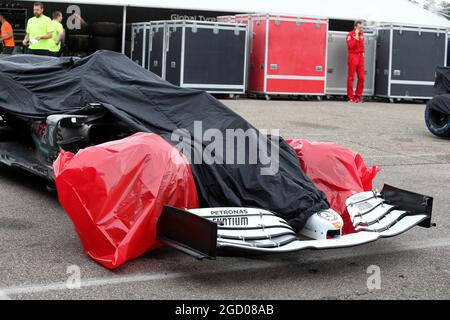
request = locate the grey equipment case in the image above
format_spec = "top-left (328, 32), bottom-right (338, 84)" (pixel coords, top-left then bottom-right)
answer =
top-left (326, 29), bottom-right (377, 96)
top-left (132, 20), bottom-right (248, 95)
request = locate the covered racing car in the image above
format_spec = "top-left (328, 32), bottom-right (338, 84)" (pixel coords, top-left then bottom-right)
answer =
top-left (0, 52), bottom-right (434, 269)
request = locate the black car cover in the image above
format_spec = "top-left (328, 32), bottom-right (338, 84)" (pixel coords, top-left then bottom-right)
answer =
top-left (434, 66), bottom-right (450, 96)
top-left (428, 67), bottom-right (450, 115)
top-left (0, 51), bottom-right (329, 231)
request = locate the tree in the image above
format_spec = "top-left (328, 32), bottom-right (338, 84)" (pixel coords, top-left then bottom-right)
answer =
top-left (438, 1), bottom-right (450, 18)
top-left (408, 0), bottom-right (420, 5)
top-left (424, 0), bottom-right (438, 12)
top-left (422, 0), bottom-right (450, 20)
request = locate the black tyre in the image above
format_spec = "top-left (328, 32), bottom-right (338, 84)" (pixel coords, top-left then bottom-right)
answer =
top-left (70, 23), bottom-right (89, 35)
top-left (91, 22), bottom-right (121, 37)
top-left (67, 34), bottom-right (90, 52)
top-left (425, 105), bottom-right (450, 138)
top-left (91, 36), bottom-right (120, 52)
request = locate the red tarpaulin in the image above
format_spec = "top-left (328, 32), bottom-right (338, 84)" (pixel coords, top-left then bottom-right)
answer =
top-left (287, 140), bottom-right (381, 235)
top-left (53, 133), bottom-right (199, 269)
top-left (54, 132), bottom-right (380, 269)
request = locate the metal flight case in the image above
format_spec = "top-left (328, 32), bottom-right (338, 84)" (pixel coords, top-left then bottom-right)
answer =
top-left (326, 29), bottom-right (377, 96)
top-left (130, 22), bottom-right (150, 69)
top-left (236, 14), bottom-right (329, 99)
top-left (375, 24), bottom-right (448, 101)
top-left (162, 20), bottom-right (248, 94)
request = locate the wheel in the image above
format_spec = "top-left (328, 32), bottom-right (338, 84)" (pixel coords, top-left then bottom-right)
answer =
top-left (67, 34), bottom-right (90, 52)
top-left (265, 95), bottom-right (271, 101)
top-left (425, 105), bottom-right (450, 138)
top-left (91, 22), bottom-right (121, 37)
top-left (91, 36), bottom-right (120, 52)
top-left (316, 96), bottom-right (322, 101)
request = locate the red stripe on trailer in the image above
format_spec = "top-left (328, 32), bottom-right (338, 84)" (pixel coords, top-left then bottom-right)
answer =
top-left (266, 78), bottom-right (325, 94)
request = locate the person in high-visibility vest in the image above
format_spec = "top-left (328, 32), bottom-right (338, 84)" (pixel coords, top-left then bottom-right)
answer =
top-left (48, 10), bottom-right (65, 57)
top-left (0, 13), bottom-right (15, 55)
top-left (346, 20), bottom-right (365, 103)
top-left (23, 2), bottom-right (52, 56)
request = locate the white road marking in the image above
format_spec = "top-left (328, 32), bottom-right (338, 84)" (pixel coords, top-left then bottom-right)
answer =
top-left (1, 237), bottom-right (450, 297)
top-left (0, 290), bottom-right (11, 300)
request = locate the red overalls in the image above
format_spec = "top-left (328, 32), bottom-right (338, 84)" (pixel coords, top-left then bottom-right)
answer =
top-left (346, 30), bottom-right (365, 101)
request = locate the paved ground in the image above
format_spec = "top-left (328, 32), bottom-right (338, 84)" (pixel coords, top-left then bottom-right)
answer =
top-left (0, 99), bottom-right (449, 300)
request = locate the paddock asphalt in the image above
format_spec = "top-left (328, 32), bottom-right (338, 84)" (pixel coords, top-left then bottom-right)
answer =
top-left (0, 99), bottom-right (449, 300)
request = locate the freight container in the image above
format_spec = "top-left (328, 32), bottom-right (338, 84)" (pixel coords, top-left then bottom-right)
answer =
top-left (326, 29), bottom-right (377, 96)
top-left (130, 22), bottom-right (150, 68)
top-left (162, 20), bottom-right (248, 94)
top-left (375, 24), bottom-right (448, 100)
top-left (236, 14), bottom-right (328, 99)
top-left (147, 21), bottom-right (167, 78)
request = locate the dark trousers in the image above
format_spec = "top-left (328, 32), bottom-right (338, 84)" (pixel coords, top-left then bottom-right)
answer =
top-left (2, 46), bottom-right (14, 55)
top-left (49, 51), bottom-right (62, 57)
top-left (27, 49), bottom-right (50, 56)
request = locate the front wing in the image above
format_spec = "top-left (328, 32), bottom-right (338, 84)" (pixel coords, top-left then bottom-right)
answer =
top-left (157, 185), bottom-right (434, 259)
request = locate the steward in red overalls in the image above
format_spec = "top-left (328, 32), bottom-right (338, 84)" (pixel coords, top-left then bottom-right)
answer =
top-left (346, 21), bottom-right (365, 103)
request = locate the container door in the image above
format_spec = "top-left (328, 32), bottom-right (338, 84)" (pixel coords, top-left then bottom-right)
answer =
top-left (182, 25), bottom-right (246, 92)
top-left (326, 32), bottom-right (348, 95)
top-left (375, 29), bottom-right (391, 97)
top-left (149, 25), bottom-right (165, 77)
top-left (266, 18), bottom-right (327, 94)
top-left (390, 29), bottom-right (447, 98)
top-left (248, 18), bottom-right (267, 93)
top-left (131, 26), bottom-right (145, 67)
top-left (326, 31), bottom-right (376, 96)
top-left (165, 26), bottom-right (182, 86)
top-left (363, 33), bottom-right (377, 95)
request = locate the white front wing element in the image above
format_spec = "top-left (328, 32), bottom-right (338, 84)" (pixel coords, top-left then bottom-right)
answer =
top-left (188, 191), bottom-right (429, 253)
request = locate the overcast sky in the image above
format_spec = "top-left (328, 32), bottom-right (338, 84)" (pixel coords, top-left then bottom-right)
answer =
top-left (416, 0), bottom-right (449, 5)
